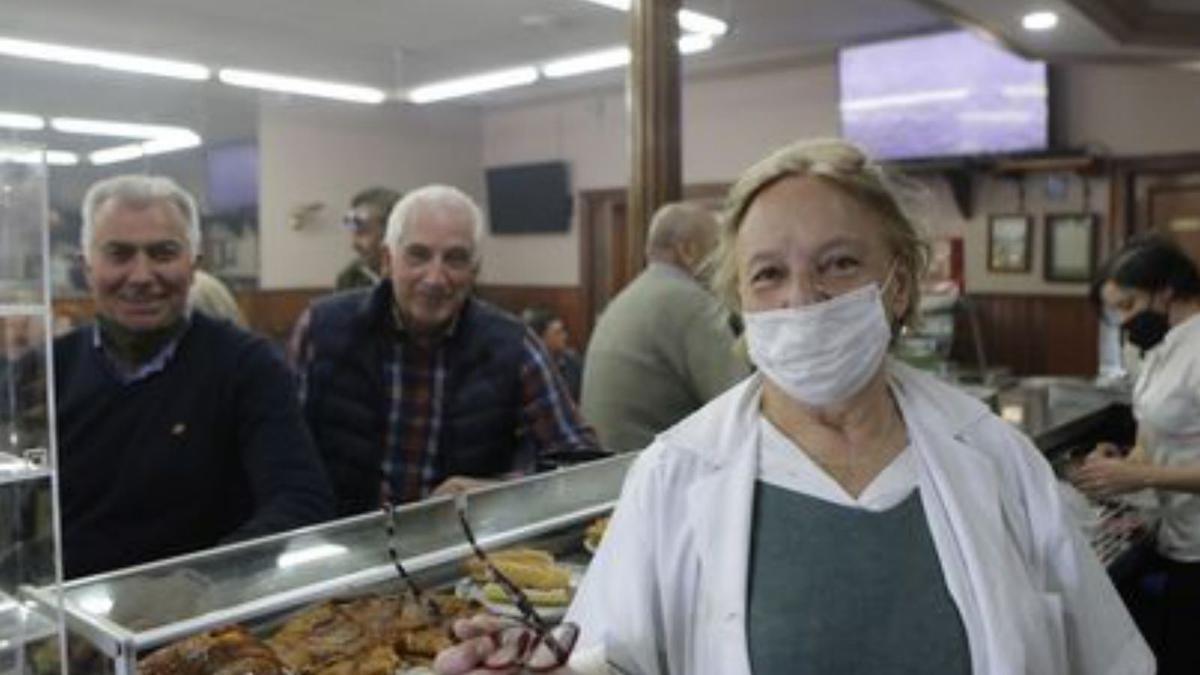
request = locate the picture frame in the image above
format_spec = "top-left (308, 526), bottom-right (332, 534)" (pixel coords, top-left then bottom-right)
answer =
top-left (1044, 213), bottom-right (1098, 283)
top-left (987, 214), bottom-right (1032, 273)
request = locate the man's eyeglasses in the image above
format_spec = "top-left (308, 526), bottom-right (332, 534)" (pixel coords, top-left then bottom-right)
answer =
top-left (343, 212), bottom-right (379, 231)
top-left (382, 500), bottom-right (443, 621)
top-left (454, 495), bottom-right (579, 672)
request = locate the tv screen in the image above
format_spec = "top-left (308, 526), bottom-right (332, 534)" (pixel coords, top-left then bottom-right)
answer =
top-left (206, 143), bottom-right (259, 213)
top-left (839, 30), bottom-right (1049, 161)
top-left (485, 161), bottom-right (572, 234)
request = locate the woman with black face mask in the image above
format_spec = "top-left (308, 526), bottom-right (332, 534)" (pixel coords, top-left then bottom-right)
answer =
top-left (1072, 234), bottom-right (1200, 675)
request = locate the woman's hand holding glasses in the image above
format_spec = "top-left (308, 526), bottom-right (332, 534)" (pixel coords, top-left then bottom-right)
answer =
top-left (434, 614), bottom-right (579, 674)
top-left (432, 495), bottom-right (580, 674)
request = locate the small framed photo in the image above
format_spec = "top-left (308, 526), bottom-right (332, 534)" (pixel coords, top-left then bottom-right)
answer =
top-left (987, 214), bottom-right (1032, 273)
top-left (1044, 213), bottom-right (1098, 283)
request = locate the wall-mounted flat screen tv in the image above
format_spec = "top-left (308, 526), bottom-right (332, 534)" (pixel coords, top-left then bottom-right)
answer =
top-left (839, 30), bottom-right (1049, 161)
top-left (486, 161), bottom-right (572, 234)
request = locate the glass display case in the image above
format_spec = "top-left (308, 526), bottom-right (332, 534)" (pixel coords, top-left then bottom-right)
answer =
top-left (28, 454), bottom-right (635, 674)
top-left (0, 144), bottom-right (65, 675)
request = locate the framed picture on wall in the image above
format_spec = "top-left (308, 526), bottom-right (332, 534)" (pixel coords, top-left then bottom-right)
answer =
top-left (1044, 213), bottom-right (1098, 283)
top-left (987, 214), bottom-right (1032, 273)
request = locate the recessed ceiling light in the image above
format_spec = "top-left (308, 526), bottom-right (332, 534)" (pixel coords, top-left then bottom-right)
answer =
top-left (1022, 11), bottom-right (1059, 31)
top-left (0, 36), bottom-right (209, 80)
top-left (218, 68), bottom-right (387, 104)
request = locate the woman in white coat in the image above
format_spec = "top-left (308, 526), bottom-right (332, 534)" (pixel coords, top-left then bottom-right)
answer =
top-left (435, 139), bottom-right (1152, 675)
top-left (1072, 234), bottom-right (1200, 675)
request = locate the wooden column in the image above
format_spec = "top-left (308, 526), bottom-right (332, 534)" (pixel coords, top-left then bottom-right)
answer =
top-left (627, 0), bottom-right (681, 274)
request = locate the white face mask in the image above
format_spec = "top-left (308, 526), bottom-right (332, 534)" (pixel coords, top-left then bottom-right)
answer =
top-left (744, 282), bottom-right (892, 406)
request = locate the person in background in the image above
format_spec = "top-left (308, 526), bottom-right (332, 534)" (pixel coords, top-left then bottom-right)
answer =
top-left (521, 306), bottom-right (582, 402)
top-left (335, 187), bottom-right (401, 291)
top-left (294, 185), bottom-right (601, 516)
top-left (1072, 234), bottom-right (1200, 674)
top-left (435, 139), bottom-right (1152, 675)
top-left (190, 268), bottom-right (247, 327)
top-left (581, 202), bottom-right (747, 452)
top-left (54, 175), bottom-right (334, 578)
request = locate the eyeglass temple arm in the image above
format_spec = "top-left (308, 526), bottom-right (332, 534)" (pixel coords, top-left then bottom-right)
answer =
top-left (383, 502), bottom-right (442, 617)
top-left (455, 496), bottom-right (556, 634)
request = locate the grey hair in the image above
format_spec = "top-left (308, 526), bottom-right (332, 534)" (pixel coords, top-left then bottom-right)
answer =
top-left (384, 184), bottom-right (485, 259)
top-left (81, 174), bottom-right (201, 262)
top-left (645, 202), bottom-right (718, 256)
top-left (711, 138), bottom-right (931, 328)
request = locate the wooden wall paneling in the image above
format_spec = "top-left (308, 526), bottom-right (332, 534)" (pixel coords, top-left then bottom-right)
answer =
top-left (475, 284), bottom-right (589, 350)
top-left (952, 294), bottom-right (1099, 376)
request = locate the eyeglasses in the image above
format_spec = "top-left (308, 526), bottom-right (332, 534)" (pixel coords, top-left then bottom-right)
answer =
top-left (382, 500), bottom-right (443, 622)
top-left (343, 211), bottom-right (380, 231)
top-left (454, 495), bottom-right (579, 672)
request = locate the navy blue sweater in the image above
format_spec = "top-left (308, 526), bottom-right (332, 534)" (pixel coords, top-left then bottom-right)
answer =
top-left (54, 314), bottom-right (334, 578)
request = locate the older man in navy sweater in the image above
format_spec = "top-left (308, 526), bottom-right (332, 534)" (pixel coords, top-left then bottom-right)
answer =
top-left (55, 175), bottom-right (333, 578)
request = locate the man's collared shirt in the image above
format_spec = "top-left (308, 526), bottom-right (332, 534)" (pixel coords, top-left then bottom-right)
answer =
top-left (295, 297), bottom-right (599, 505)
top-left (92, 320), bottom-right (190, 385)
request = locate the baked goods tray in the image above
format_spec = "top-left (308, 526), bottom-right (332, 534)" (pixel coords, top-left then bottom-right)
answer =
top-left (23, 453), bottom-right (635, 675)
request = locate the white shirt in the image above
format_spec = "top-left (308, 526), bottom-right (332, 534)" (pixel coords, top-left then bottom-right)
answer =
top-left (566, 363), bottom-right (1153, 675)
top-left (757, 417), bottom-right (916, 510)
top-left (1134, 312), bottom-right (1200, 561)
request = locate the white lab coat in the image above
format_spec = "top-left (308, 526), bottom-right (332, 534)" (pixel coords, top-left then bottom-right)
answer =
top-left (566, 361), bottom-right (1153, 675)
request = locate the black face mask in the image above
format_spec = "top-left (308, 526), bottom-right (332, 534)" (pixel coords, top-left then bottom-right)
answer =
top-left (1122, 310), bottom-right (1171, 352)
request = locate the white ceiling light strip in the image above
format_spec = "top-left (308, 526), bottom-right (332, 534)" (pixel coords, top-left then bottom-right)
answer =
top-left (542, 34), bottom-right (713, 79)
top-left (0, 111), bottom-right (45, 130)
top-left (50, 117), bottom-right (194, 140)
top-left (407, 67), bottom-right (539, 104)
top-left (0, 36), bottom-right (209, 80)
top-left (88, 129), bottom-right (201, 166)
top-left (677, 9), bottom-right (728, 36)
top-left (0, 149), bottom-right (78, 166)
top-left (542, 47), bottom-right (631, 79)
top-left (575, 0), bottom-right (728, 36)
top-left (218, 68), bottom-right (387, 104)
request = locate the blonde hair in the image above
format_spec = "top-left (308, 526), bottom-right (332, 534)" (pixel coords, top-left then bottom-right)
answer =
top-left (711, 138), bottom-right (930, 327)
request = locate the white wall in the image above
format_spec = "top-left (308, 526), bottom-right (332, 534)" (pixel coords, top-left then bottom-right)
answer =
top-left (480, 60), bottom-right (1200, 292)
top-left (480, 61), bottom-right (840, 286)
top-left (257, 100), bottom-right (484, 289)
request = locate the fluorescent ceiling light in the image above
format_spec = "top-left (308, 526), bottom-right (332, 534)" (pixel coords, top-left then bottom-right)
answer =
top-left (677, 9), bottom-right (728, 36)
top-left (678, 33), bottom-right (714, 54)
top-left (841, 88), bottom-right (970, 112)
top-left (88, 145), bottom-right (146, 166)
top-left (0, 149), bottom-right (43, 164)
top-left (543, 47), bottom-right (630, 78)
top-left (218, 68), bottom-right (386, 104)
top-left (45, 151), bottom-right (79, 166)
top-left (408, 67), bottom-right (539, 104)
top-left (0, 149), bottom-right (77, 166)
top-left (1022, 11), bottom-right (1059, 31)
top-left (51, 117), bottom-right (195, 140)
top-left (576, 1), bottom-right (728, 36)
top-left (89, 129), bottom-right (202, 166)
top-left (0, 36), bottom-right (208, 80)
top-left (541, 34), bottom-right (712, 80)
top-left (0, 111), bottom-right (44, 130)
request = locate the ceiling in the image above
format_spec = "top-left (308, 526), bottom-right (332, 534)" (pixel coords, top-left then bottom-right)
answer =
top-left (0, 0), bottom-right (1198, 154)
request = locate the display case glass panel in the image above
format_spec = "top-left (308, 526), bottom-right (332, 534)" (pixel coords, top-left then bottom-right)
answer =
top-left (0, 144), bottom-right (65, 675)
